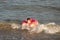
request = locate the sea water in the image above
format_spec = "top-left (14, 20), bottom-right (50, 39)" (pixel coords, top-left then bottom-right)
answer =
top-left (0, 0), bottom-right (60, 40)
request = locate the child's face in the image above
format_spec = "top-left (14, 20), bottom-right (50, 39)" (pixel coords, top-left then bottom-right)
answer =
top-left (27, 20), bottom-right (31, 23)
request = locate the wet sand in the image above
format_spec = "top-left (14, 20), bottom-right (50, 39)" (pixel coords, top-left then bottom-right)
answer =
top-left (0, 29), bottom-right (60, 40)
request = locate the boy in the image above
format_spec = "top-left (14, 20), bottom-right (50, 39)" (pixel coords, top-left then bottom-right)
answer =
top-left (22, 18), bottom-right (39, 29)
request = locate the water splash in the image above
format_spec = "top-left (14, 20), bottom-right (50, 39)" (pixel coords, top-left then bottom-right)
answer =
top-left (20, 22), bottom-right (60, 34)
top-left (0, 22), bottom-right (60, 34)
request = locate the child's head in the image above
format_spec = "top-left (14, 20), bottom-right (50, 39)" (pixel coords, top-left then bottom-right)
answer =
top-left (27, 18), bottom-right (31, 23)
top-left (27, 18), bottom-right (31, 20)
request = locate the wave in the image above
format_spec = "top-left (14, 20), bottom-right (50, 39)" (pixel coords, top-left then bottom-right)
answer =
top-left (0, 22), bottom-right (60, 34)
top-left (21, 23), bottom-right (59, 34)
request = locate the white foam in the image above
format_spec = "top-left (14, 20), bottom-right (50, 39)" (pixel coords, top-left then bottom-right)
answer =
top-left (10, 22), bottom-right (60, 34)
top-left (11, 23), bottom-right (21, 29)
top-left (22, 22), bottom-right (60, 34)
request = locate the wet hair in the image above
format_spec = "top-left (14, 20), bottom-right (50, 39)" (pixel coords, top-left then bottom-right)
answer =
top-left (27, 18), bottom-right (31, 20)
